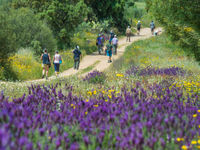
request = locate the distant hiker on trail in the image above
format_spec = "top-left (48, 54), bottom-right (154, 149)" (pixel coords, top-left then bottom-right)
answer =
top-left (106, 42), bottom-right (113, 63)
top-left (150, 21), bottom-right (155, 35)
top-left (40, 49), bottom-right (51, 80)
top-left (73, 45), bottom-right (82, 70)
top-left (112, 35), bottom-right (118, 55)
top-left (96, 34), bottom-right (103, 55)
top-left (109, 30), bottom-right (115, 44)
top-left (126, 26), bottom-right (131, 42)
top-left (137, 21), bottom-right (141, 35)
top-left (53, 51), bottom-right (62, 77)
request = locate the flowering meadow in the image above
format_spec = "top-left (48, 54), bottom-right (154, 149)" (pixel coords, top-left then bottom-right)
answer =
top-left (0, 76), bottom-right (200, 150)
top-left (0, 35), bottom-right (200, 149)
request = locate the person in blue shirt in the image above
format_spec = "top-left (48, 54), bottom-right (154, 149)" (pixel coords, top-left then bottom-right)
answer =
top-left (73, 45), bottom-right (82, 70)
top-left (150, 21), bottom-right (155, 35)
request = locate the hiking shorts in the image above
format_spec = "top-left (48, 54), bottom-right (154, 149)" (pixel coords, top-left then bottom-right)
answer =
top-left (107, 50), bottom-right (112, 57)
top-left (42, 64), bottom-right (49, 68)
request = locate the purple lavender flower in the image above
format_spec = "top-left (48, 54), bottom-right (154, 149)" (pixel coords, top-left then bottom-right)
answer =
top-left (83, 70), bottom-right (106, 84)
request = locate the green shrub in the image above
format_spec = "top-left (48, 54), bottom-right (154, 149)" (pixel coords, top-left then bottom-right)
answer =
top-left (72, 31), bottom-right (97, 54)
top-left (148, 0), bottom-right (200, 61)
top-left (8, 8), bottom-right (56, 54)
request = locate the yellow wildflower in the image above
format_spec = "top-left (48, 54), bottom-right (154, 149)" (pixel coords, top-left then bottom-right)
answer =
top-left (73, 106), bottom-right (76, 109)
top-left (116, 74), bottom-right (124, 77)
top-left (94, 105), bottom-right (99, 107)
top-left (191, 141), bottom-right (197, 145)
top-left (199, 125), bottom-right (200, 128)
top-left (181, 145), bottom-right (187, 150)
top-left (193, 114), bottom-right (197, 118)
top-left (108, 94), bottom-right (112, 99)
top-left (198, 110), bottom-right (200, 113)
top-left (184, 27), bottom-right (193, 32)
top-left (48, 136), bottom-right (51, 140)
top-left (85, 99), bottom-right (89, 102)
top-left (85, 112), bottom-right (88, 115)
top-left (71, 104), bottom-right (74, 107)
top-left (105, 99), bottom-right (108, 102)
top-left (198, 139), bottom-right (200, 144)
top-left (177, 138), bottom-right (184, 142)
top-left (87, 91), bottom-right (92, 96)
top-left (197, 145), bottom-right (200, 149)
top-left (93, 90), bottom-right (97, 95)
top-left (108, 90), bottom-right (115, 93)
top-left (177, 138), bottom-right (181, 142)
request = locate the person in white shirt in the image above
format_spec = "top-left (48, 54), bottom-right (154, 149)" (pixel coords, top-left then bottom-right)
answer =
top-left (53, 51), bottom-right (62, 77)
top-left (112, 35), bottom-right (118, 55)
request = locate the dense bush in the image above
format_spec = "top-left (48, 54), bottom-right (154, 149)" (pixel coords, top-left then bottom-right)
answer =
top-left (0, 6), bottom-right (56, 55)
top-left (9, 8), bottom-right (56, 54)
top-left (11, 0), bottom-right (89, 49)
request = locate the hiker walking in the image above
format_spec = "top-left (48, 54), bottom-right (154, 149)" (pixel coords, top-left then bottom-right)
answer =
top-left (109, 30), bottom-right (115, 44)
top-left (96, 34), bottom-right (103, 54)
top-left (126, 26), bottom-right (131, 42)
top-left (40, 49), bottom-right (51, 80)
top-left (73, 45), bottom-right (82, 70)
top-left (106, 42), bottom-right (113, 63)
top-left (150, 21), bottom-right (155, 35)
top-left (53, 51), bottom-right (62, 77)
top-left (137, 21), bottom-right (141, 35)
top-left (112, 35), bottom-right (118, 55)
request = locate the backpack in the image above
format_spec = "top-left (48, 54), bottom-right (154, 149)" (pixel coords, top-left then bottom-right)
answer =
top-left (137, 23), bottom-right (141, 28)
top-left (126, 28), bottom-right (131, 34)
top-left (110, 32), bottom-right (114, 39)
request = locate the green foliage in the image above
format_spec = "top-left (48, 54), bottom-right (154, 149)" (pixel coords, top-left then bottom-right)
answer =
top-left (12, 0), bottom-right (89, 49)
top-left (147, 0), bottom-right (200, 61)
top-left (84, 0), bottom-right (128, 32)
top-left (125, 1), bottom-right (146, 19)
top-left (0, 9), bottom-right (16, 61)
top-left (10, 8), bottom-right (56, 54)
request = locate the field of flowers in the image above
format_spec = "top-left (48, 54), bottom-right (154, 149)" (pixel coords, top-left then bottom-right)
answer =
top-left (0, 34), bottom-right (200, 149)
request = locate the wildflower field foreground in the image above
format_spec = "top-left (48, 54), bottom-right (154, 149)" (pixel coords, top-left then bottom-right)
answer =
top-left (0, 34), bottom-right (200, 150)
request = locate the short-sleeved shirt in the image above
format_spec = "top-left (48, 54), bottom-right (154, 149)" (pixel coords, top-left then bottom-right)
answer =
top-left (97, 36), bottom-right (103, 45)
top-left (54, 54), bottom-right (61, 64)
top-left (112, 38), bottom-right (118, 45)
top-left (73, 49), bottom-right (81, 59)
top-left (106, 44), bottom-right (112, 51)
top-left (150, 22), bottom-right (155, 29)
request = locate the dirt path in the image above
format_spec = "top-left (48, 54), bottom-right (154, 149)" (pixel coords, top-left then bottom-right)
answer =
top-left (2, 28), bottom-right (161, 84)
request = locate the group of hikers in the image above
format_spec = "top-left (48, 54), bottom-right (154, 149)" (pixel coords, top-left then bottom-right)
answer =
top-left (96, 30), bottom-right (119, 63)
top-left (41, 20), bottom-right (157, 80)
top-left (40, 46), bottom-right (81, 80)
